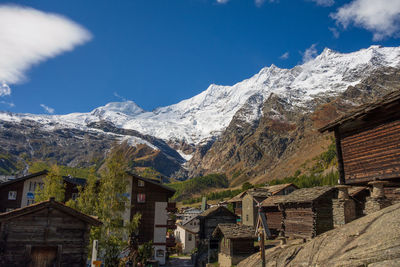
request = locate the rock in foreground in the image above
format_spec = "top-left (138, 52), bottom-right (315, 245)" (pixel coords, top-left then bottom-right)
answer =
top-left (238, 203), bottom-right (400, 267)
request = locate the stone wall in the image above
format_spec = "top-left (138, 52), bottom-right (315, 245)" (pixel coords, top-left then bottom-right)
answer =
top-left (333, 198), bottom-right (356, 227)
top-left (365, 197), bottom-right (391, 215)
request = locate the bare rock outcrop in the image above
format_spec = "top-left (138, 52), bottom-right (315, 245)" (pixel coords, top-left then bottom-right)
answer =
top-left (238, 203), bottom-right (400, 267)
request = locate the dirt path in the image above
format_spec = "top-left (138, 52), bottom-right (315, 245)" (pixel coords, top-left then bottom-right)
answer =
top-left (167, 256), bottom-right (193, 267)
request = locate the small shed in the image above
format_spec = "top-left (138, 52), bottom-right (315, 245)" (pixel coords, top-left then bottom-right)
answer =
top-left (348, 186), bottom-right (370, 218)
top-left (212, 224), bottom-right (256, 267)
top-left (276, 186), bottom-right (337, 239)
top-left (259, 195), bottom-right (286, 237)
top-left (0, 198), bottom-right (102, 267)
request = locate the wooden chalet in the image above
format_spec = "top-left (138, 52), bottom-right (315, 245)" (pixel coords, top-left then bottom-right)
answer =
top-left (0, 197), bottom-right (102, 267)
top-left (212, 224), bottom-right (256, 267)
top-left (0, 170), bottom-right (86, 213)
top-left (126, 173), bottom-right (176, 265)
top-left (273, 186), bottom-right (337, 239)
top-left (319, 90), bottom-right (400, 195)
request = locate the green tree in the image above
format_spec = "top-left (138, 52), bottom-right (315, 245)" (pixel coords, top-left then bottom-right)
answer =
top-left (35, 165), bottom-right (65, 202)
top-left (241, 182), bottom-right (253, 191)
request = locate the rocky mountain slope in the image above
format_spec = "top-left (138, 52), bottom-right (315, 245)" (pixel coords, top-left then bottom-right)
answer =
top-left (238, 202), bottom-right (400, 267)
top-left (2, 45), bottom-right (400, 181)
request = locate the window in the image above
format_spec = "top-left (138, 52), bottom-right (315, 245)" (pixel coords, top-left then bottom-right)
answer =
top-left (6, 208), bottom-right (14, 212)
top-left (246, 214), bottom-right (249, 222)
top-left (8, 191), bottom-right (17, 200)
top-left (71, 193), bottom-right (79, 200)
top-left (137, 193), bottom-right (146, 203)
top-left (138, 180), bottom-right (145, 187)
top-left (188, 233), bottom-right (192, 241)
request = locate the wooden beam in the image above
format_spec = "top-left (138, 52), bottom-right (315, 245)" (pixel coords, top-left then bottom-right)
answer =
top-left (334, 128), bottom-right (346, 184)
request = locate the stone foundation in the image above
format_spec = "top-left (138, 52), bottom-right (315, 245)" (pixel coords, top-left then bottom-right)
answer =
top-left (333, 199), bottom-right (356, 227)
top-left (364, 197), bottom-right (391, 215)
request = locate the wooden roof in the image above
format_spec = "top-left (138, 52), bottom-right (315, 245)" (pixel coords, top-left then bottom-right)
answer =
top-left (198, 206), bottom-right (237, 219)
top-left (0, 197), bottom-right (102, 226)
top-left (319, 89), bottom-right (400, 133)
top-left (274, 186), bottom-right (336, 204)
top-left (212, 223), bottom-right (256, 239)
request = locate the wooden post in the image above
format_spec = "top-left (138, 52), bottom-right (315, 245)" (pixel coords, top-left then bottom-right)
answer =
top-left (334, 128), bottom-right (346, 185)
top-left (91, 240), bottom-right (98, 267)
top-left (259, 230), bottom-right (265, 267)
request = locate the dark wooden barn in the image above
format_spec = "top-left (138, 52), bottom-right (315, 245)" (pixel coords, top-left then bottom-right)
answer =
top-left (275, 186), bottom-right (337, 239)
top-left (212, 224), bottom-right (256, 267)
top-left (319, 90), bottom-right (400, 190)
top-left (198, 206), bottom-right (238, 240)
top-left (258, 195), bottom-right (286, 237)
top-left (0, 197), bottom-right (102, 267)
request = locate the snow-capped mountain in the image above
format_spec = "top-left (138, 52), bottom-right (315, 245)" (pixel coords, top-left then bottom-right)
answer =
top-left (3, 45), bottom-right (400, 146)
top-left (2, 45), bottom-right (400, 180)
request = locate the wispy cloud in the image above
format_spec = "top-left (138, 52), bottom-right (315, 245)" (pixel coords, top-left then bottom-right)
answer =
top-left (216, 0), bottom-right (229, 4)
top-left (114, 92), bottom-right (127, 101)
top-left (0, 82), bottom-right (11, 97)
top-left (302, 44), bottom-right (318, 63)
top-left (40, 104), bottom-right (55, 114)
top-left (280, 52), bottom-right (289, 59)
top-left (331, 0), bottom-right (400, 40)
top-left (0, 5), bottom-right (91, 89)
top-left (329, 27), bottom-right (340, 38)
top-left (310, 0), bottom-right (335, 7)
top-left (0, 101), bottom-right (15, 108)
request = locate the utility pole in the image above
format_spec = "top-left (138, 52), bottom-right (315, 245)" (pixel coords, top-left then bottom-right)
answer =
top-left (259, 230), bottom-right (265, 267)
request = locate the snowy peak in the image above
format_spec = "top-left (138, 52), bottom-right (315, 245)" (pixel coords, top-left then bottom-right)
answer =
top-left (2, 45), bottom-right (400, 146)
top-left (91, 101), bottom-right (145, 117)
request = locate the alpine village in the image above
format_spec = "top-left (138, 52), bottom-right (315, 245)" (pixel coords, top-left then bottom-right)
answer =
top-left (2, 2), bottom-right (400, 267)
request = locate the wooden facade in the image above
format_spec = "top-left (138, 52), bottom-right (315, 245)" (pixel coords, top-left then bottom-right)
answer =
top-left (0, 170), bottom-right (85, 213)
top-left (273, 186), bottom-right (337, 239)
top-left (319, 90), bottom-right (400, 186)
top-left (259, 195), bottom-right (285, 237)
top-left (127, 173), bottom-right (175, 244)
top-left (0, 198), bottom-right (101, 267)
top-left (198, 206), bottom-right (238, 240)
top-left (212, 224), bottom-right (256, 267)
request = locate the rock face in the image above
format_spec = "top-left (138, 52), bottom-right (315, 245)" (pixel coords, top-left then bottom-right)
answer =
top-left (238, 202), bottom-right (400, 267)
top-left (188, 68), bottom-right (400, 185)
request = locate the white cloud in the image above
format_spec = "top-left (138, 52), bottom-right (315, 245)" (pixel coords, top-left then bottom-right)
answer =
top-left (255, 0), bottom-right (266, 7)
top-left (216, 0), bottom-right (229, 4)
top-left (329, 27), bottom-right (340, 38)
top-left (40, 104), bottom-right (55, 114)
top-left (310, 0), bottom-right (334, 7)
top-left (331, 0), bottom-right (400, 40)
top-left (0, 5), bottom-right (92, 85)
top-left (280, 52), bottom-right (289, 59)
top-left (302, 44), bottom-right (318, 63)
top-left (0, 82), bottom-right (11, 97)
top-left (0, 101), bottom-right (15, 108)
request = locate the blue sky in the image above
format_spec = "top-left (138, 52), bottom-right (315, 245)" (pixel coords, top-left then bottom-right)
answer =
top-left (1, 0), bottom-right (400, 114)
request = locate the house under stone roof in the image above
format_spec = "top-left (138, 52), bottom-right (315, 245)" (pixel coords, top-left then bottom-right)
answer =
top-left (274, 186), bottom-right (337, 204)
top-left (212, 223), bottom-right (256, 239)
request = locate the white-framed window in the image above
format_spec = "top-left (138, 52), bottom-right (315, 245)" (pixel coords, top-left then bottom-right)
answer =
top-left (137, 193), bottom-right (146, 203)
top-left (71, 193), bottom-right (79, 200)
top-left (138, 180), bottom-right (145, 187)
top-left (8, 191), bottom-right (17, 200)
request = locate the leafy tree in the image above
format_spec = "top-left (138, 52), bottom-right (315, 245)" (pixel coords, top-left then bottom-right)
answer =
top-left (35, 165), bottom-right (65, 202)
top-left (241, 182), bottom-right (253, 191)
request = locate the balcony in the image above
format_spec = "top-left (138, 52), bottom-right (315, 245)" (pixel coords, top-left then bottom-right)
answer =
top-left (166, 202), bottom-right (177, 213)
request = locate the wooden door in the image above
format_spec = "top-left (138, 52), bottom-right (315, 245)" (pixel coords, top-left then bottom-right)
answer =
top-left (29, 246), bottom-right (58, 267)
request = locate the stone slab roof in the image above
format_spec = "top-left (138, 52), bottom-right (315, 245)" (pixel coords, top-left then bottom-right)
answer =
top-left (212, 223), bottom-right (256, 239)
